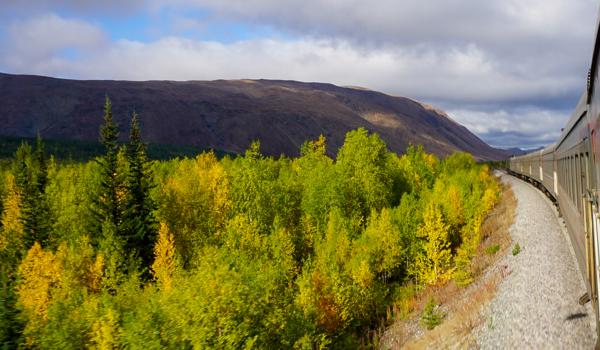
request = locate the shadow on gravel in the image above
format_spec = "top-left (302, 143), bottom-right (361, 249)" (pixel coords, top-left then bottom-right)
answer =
top-left (565, 313), bottom-right (588, 321)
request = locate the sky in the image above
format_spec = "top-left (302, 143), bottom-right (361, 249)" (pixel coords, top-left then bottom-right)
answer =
top-left (0, 0), bottom-right (598, 149)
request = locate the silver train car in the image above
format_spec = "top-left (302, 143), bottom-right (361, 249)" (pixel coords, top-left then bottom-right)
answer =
top-left (508, 13), bottom-right (600, 339)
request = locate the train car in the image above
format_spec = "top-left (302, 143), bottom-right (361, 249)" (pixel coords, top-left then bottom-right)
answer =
top-left (509, 52), bottom-right (600, 339)
top-left (509, 92), bottom-right (594, 310)
top-left (553, 92), bottom-right (592, 297)
top-left (541, 144), bottom-right (556, 197)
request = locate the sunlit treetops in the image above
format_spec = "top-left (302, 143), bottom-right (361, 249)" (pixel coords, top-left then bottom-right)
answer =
top-left (0, 98), bottom-right (500, 348)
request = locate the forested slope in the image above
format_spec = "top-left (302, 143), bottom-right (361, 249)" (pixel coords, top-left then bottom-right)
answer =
top-left (0, 99), bottom-right (500, 348)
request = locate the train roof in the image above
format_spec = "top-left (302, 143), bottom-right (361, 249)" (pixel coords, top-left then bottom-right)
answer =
top-left (555, 91), bottom-right (588, 149)
top-left (587, 4), bottom-right (600, 102)
top-left (541, 143), bottom-right (556, 155)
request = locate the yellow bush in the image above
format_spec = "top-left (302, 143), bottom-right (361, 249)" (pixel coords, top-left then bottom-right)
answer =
top-left (414, 202), bottom-right (452, 285)
top-left (91, 308), bottom-right (121, 350)
top-left (152, 222), bottom-right (178, 292)
top-left (17, 242), bottom-right (61, 322)
top-left (0, 174), bottom-right (23, 251)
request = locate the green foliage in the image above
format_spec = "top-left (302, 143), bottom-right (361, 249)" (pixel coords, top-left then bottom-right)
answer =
top-left (414, 201), bottom-right (453, 285)
top-left (485, 244), bottom-right (500, 255)
top-left (91, 96), bottom-right (124, 244)
top-left (420, 297), bottom-right (445, 330)
top-left (0, 135), bottom-right (232, 161)
top-left (512, 243), bottom-right (521, 256)
top-left (11, 137), bottom-right (51, 250)
top-left (336, 128), bottom-right (393, 220)
top-left (122, 112), bottom-right (157, 274)
top-left (0, 100), bottom-right (502, 348)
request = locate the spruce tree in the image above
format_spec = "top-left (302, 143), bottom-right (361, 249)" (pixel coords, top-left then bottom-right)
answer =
top-left (123, 112), bottom-right (157, 272)
top-left (11, 136), bottom-right (50, 249)
top-left (92, 96), bottom-right (123, 245)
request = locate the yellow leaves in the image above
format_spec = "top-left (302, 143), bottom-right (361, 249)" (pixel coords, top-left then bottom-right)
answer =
top-left (152, 222), bottom-right (178, 292)
top-left (223, 215), bottom-right (265, 256)
top-left (88, 254), bottom-right (105, 294)
top-left (314, 135), bottom-right (327, 154)
top-left (350, 259), bottom-right (374, 290)
top-left (415, 202), bottom-right (453, 285)
top-left (302, 134), bottom-right (327, 157)
top-left (159, 151), bottom-right (233, 265)
top-left (425, 153), bottom-right (439, 170)
top-left (445, 184), bottom-right (465, 227)
top-left (162, 151), bottom-right (231, 235)
top-left (481, 187), bottom-right (498, 214)
top-left (17, 242), bottom-right (61, 319)
top-left (1, 174), bottom-right (23, 251)
top-left (91, 308), bottom-right (121, 350)
top-left (362, 208), bottom-right (402, 274)
top-left (270, 227), bottom-right (298, 282)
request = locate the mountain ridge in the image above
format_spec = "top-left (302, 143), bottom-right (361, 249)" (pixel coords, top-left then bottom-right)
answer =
top-left (0, 72), bottom-right (509, 160)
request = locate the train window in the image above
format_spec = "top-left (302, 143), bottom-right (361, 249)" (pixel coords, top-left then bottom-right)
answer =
top-left (561, 158), bottom-right (564, 188)
top-left (564, 158), bottom-right (567, 191)
top-left (585, 152), bottom-right (590, 189)
top-left (576, 154), bottom-right (581, 211)
top-left (564, 157), bottom-right (568, 197)
top-left (571, 156), bottom-right (579, 207)
top-left (570, 156), bottom-right (575, 203)
top-left (564, 158), bottom-right (567, 190)
top-left (564, 158), bottom-right (567, 192)
top-left (565, 157), bottom-right (571, 199)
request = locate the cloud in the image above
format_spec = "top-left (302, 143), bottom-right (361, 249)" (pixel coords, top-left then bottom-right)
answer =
top-left (0, 26), bottom-right (581, 104)
top-left (0, 0), bottom-right (597, 149)
top-left (0, 0), bottom-right (148, 14)
top-left (1, 14), bottom-right (106, 75)
top-left (447, 107), bottom-right (570, 148)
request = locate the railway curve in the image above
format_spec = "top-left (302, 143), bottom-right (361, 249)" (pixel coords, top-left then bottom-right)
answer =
top-left (476, 173), bottom-right (597, 348)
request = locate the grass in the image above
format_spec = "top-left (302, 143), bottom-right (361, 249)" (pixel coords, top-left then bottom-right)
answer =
top-left (379, 179), bottom-right (517, 349)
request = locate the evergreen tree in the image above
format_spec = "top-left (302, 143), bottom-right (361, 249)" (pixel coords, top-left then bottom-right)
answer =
top-left (123, 112), bottom-right (157, 272)
top-left (92, 96), bottom-right (123, 244)
top-left (11, 136), bottom-right (50, 249)
top-left (28, 134), bottom-right (50, 246)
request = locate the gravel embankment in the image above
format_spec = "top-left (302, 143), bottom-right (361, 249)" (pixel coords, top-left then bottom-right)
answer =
top-left (477, 173), bottom-right (597, 349)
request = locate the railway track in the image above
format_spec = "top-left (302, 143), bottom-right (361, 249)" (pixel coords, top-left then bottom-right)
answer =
top-left (477, 173), bottom-right (596, 349)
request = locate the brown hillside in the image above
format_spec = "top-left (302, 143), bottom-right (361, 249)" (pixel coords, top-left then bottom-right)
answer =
top-left (0, 73), bottom-right (508, 160)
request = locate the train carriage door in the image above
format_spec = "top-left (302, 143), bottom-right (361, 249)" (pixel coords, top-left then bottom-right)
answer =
top-left (583, 152), bottom-right (596, 306)
top-left (591, 199), bottom-right (600, 321)
top-left (552, 154), bottom-right (560, 199)
top-left (540, 153), bottom-right (544, 181)
top-left (569, 156), bottom-right (573, 201)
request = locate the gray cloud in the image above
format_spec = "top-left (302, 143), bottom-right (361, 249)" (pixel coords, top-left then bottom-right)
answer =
top-left (447, 106), bottom-right (571, 148)
top-left (0, 0), bottom-right (597, 149)
top-left (1, 14), bottom-right (107, 75)
top-left (0, 0), bottom-right (148, 14)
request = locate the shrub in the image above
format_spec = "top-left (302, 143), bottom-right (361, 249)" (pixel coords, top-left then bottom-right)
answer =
top-left (512, 243), bottom-right (521, 256)
top-left (485, 244), bottom-right (500, 255)
top-left (420, 297), bottom-right (445, 330)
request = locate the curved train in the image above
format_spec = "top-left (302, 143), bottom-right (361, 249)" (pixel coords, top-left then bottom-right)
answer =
top-left (508, 7), bottom-right (600, 338)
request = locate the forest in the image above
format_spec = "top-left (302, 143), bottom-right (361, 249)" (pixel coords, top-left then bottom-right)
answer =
top-left (0, 98), bottom-right (500, 349)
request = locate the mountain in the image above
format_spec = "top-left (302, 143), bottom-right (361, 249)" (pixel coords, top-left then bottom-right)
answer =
top-left (0, 73), bottom-right (509, 160)
top-left (502, 147), bottom-right (544, 157)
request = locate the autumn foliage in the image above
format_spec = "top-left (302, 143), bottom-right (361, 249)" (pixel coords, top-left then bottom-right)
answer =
top-left (0, 104), bottom-right (500, 348)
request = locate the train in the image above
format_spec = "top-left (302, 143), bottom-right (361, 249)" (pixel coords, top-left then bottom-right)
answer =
top-left (507, 8), bottom-right (600, 340)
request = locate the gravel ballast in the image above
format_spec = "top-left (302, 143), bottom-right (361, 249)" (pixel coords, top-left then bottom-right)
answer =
top-left (477, 173), bottom-right (597, 349)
